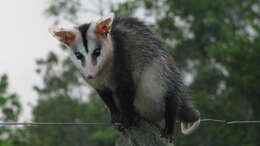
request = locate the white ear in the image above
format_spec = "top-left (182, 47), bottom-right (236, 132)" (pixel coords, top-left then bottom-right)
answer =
top-left (94, 13), bottom-right (114, 36)
top-left (49, 27), bottom-right (76, 45)
top-left (101, 13), bottom-right (114, 23)
top-left (181, 119), bottom-right (200, 135)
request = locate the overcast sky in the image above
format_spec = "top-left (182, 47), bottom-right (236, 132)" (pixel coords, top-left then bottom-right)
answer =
top-left (0, 0), bottom-right (58, 121)
top-left (0, 0), bottom-right (102, 121)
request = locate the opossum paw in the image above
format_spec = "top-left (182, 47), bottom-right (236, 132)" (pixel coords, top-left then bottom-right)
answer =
top-left (113, 122), bottom-right (128, 133)
top-left (111, 113), bottom-right (121, 124)
top-left (160, 131), bottom-right (175, 143)
top-left (112, 116), bottom-right (134, 133)
top-left (121, 117), bottom-right (133, 129)
top-left (119, 114), bottom-right (135, 129)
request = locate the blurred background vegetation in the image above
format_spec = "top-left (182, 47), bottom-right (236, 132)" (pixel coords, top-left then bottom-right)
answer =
top-left (1, 0), bottom-right (260, 146)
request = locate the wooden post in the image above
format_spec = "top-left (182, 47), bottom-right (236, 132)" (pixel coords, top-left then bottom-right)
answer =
top-left (115, 119), bottom-right (169, 146)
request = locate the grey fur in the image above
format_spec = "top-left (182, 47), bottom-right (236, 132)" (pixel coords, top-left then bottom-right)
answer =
top-left (52, 16), bottom-right (200, 138)
top-left (110, 16), bottom-right (187, 120)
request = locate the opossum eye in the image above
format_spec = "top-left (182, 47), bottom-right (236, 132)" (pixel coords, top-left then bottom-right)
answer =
top-left (75, 52), bottom-right (84, 61)
top-left (92, 48), bottom-right (101, 58)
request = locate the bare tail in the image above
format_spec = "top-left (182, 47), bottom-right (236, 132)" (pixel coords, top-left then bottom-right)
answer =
top-left (178, 102), bottom-right (200, 135)
top-left (181, 119), bottom-right (200, 135)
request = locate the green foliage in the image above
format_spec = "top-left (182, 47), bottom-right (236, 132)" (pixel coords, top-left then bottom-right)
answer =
top-left (44, 0), bottom-right (82, 25)
top-left (0, 74), bottom-right (22, 146)
top-left (34, 52), bottom-right (82, 97)
top-left (0, 139), bottom-right (12, 146)
top-left (25, 94), bottom-right (119, 146)
top-left (0, 75), bottom-right (21, 122)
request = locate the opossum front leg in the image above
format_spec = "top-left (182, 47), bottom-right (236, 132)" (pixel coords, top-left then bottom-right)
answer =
top-left (112, 36), bottom-right (136, 129)
top-left (115, 82), bottom-right (135, 129)
top-left (97, 89), bottom-right (121, 124)
top-left (162, 91), bottom-right (178, 143)
top-left (113, 61), bottom-right (135, 129)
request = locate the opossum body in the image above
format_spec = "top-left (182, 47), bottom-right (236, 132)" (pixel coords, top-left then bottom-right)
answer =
top-left (50, 14), bottom-right (200, 140)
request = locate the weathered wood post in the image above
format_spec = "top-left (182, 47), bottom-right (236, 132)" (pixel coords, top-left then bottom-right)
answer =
top-left (115, 119), bottom-right (170, 146)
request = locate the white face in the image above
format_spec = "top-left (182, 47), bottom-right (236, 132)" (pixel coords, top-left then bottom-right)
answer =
top-left (51, 19), bottom-right (113, 80)
top-left (70, 23), bottom-right (113, 80)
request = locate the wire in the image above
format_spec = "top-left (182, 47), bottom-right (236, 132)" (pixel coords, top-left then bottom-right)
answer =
top-left (227, 121), bottom-right (260, 124)
top-left (200, 119), bottom-right (226, 123)
top-left (0, 122), bottom-right (111, 126)
top-left (0, 119), bottom-right (259, 126)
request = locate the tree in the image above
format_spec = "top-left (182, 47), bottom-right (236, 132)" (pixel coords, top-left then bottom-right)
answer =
top-left (0, 74), bottom-right (22, 146)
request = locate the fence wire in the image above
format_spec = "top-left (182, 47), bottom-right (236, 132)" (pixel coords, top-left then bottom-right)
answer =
top-left (0, 119), bottom-right (260, 126)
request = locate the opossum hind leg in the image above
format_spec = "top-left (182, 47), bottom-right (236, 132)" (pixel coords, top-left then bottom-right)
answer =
top-left (161, 91), bottom-right (178, 143)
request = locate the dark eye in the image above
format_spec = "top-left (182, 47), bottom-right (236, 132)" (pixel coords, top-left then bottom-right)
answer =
top-left (75, 52), bottom-right (84, 61)
top-left (92, 48), bottom-right (101, 58)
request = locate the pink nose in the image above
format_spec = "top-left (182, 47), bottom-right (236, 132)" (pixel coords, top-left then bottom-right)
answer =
top-left (86, 74), bottom-right (95, 79)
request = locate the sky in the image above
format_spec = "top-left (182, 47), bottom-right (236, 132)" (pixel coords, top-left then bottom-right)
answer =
top-left (0, 0), bottom-right (60, 121)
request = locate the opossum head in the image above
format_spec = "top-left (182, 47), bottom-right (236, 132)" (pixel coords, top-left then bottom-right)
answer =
top-left (50, 14), bottom-right (114, 80)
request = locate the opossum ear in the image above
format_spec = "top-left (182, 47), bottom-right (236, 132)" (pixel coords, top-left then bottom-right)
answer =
top-left (94, 13), bottom-right (114, 37)
top-left (49, 28), bottom-right (76, 46)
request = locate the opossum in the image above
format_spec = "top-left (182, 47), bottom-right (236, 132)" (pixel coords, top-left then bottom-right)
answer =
top-left (50, 14), bottom-right (200, 141)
